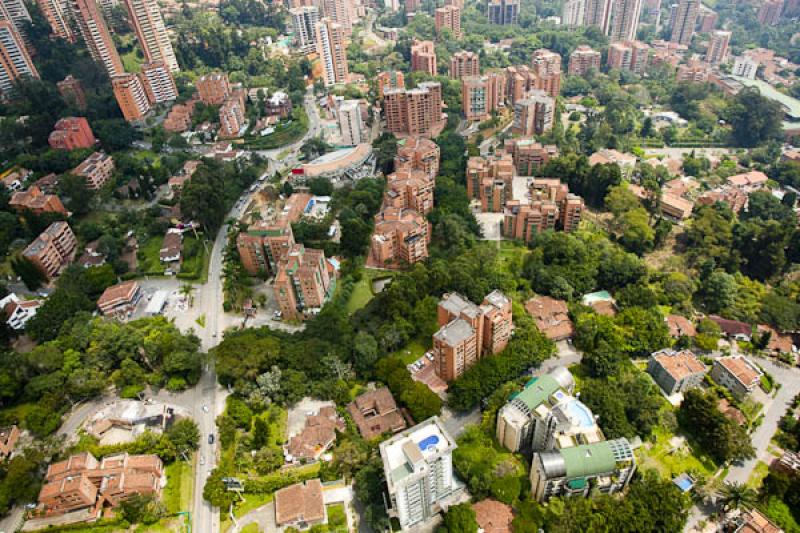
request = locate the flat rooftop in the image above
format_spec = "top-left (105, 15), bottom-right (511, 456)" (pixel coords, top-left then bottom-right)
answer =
top-left (380, 417), bottom-right (455, 486)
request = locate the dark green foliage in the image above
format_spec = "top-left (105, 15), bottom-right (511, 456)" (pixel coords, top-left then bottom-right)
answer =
top-left (440, 503), bottom-right (479, 533)
top-left (726, 87), bottom-right (784, 147)
top-left (376, 356), bottom-right (442, 421)
top-left (678, 389), bottom-right (755, 464)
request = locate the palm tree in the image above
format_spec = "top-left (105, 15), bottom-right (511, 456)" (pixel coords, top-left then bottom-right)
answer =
top-left (718, 482), bottom-right (758, 513)
top-left (179, 283), bottom-right (195, 307)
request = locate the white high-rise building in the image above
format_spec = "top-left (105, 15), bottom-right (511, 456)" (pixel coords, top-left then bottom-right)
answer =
top-left (338, 99), bottom-right (363, 146)
top-left (0, 0), bottom-right (31, 37)
top-left (562, 0), bottom-right (585, 26)
top-left (608, 0), bottom-right (642, 42)
top-left (733, 56), bottom-right (758, 79)
top-left (139, 61), bottom-right (177, 103)
top-left (380, 418), bottom-right (460, 530)
top-left (290, 6), bottom-right (319, 53)
top-left (123, 0), bottom-right (179, 71)
top-left (0, 20), bottom-right (37, 98)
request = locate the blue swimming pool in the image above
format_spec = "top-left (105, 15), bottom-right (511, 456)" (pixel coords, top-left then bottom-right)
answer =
top-left (563, 400), bottom-right (595, 428)
top-left (418, 435), bottom-right (440, 451)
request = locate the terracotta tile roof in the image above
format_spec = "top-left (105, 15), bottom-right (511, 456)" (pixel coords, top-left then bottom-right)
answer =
top-left (718, 398), bottom-right (746, 425)
top-left (737, 509), bottom-right (783, 533)
top-left (97, 280), bottom-right (139, 309)
top-left (274, 479), bottom-right (325, 526)
top-left (652, 349), bottom-right (706, 381)
top-left (347, 387), bottom-right (407, 440)
top-left (710, 315), bottom-right (751, 337)
top-left (757, 325), bottom-right (793, 354)
top-left (287, 409), bottom-right (343, 460)
top-left (666, 314), bottom-right (697, 337)
top-left (525, 296), bottom-right (574, 340)
top-left (472, 499), bottom-right (513, 533)
top-left (717, 356), bottom-right (762, 389)
top-left (591, 300), bottom-right (617, 316)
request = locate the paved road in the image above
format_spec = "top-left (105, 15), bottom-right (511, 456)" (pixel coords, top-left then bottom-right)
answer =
top-left (255, 90), bottom-right (323, 167)
top-left (684, 355), bottom-right (800, 532)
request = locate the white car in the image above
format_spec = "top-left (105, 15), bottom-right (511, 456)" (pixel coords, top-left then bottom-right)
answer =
top-left (202, 404), bottom-right (209, 413)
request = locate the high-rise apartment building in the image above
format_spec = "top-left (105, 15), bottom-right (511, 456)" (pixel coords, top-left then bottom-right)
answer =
top-left (607, 40), bottom-right (650, 73)
top-left (377, 70), bottom-right (404, 98)
top-left (466, 152), bottom-right (513, 212)
top-left (608, 0), bottom-right (642, 42)
top-left (290, 6), bottom-right (319, 52)
top-left (504, 138), bottom-right (559, 176)
top-left (461, 73), bottom-right (505, 121)
top-left (383, 81), bottom-right (445, 138)
top-left (410, 40), bottom-right (437, 76)
top-left (433, 291), bottom-right (512, 382)
top-left (584, 0), bottom-right (613, 32)
top-left (321, 0), bottom-right (352, 36)
top-left (274, 244), bottom-right (334, 321)
top-left (71, 0), bottom-right (124, 77)
top-left (57, 75), bottom-right (87, 109)
top-left (48, 117), bottom-right (96, 150)
top-left (337, 99), bottom-right (363, 145)
top-left (316, 18), bottom-right (349, 87)
top-left (568, 45), bottom-right (601, 75)
top-left (123, 0), bottom-right (178, 72)
top-left (757, 0), bottom-right (783, 25)
top-left (696, 4), bottom-right (717, 31)
top-left (237, 221), bottom-right (295, 275)
top-left (705, 30), bottom-right (730, 64)
top-left (371, 207), bottom-right (429, 266)
top-left (394, 136), bottom-right (440, 179)
top-left (503, 178), bottom-right (583, 240)
top-left (0, 0), bottom-right (30, 39)
top-left (218, 90), bottom-right (246, 138)
top-left (531, 49), bottom-right (562, 97)
top-left (0, 20), bottom-right (37, 98)
top-left (196, 72), bottom-right (230, 105)
top-left (35, 0), bottom-right (75, 41)
top-left (449, 51), bottom-right (479, 79)
top-left (139, 61), bottom-right (177, 104)
top-left (22, 221), bottom-right (77, 279)
top-left (670, 0), bottom-right (699, 45)
top-left (384, 169), bottom-right (434, 215)
top-left (562, 0), bottom-right (585, 26)
top-left (487, 0), bottom-right (520, 24)
top-left (434, 5), bottom-right (461, 37)
top-left (112, 74), bottom-right (150, 122)
top-left (512, 89), bottom-right (554, 135)
top-left (379, 418), bottom-right (459, 530)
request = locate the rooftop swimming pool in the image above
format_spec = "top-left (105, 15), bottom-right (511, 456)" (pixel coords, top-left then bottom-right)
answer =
top-left (418, 435), bottom-right (440, 452)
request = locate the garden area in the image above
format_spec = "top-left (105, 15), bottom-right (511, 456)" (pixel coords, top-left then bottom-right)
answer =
top-left (243, 108), bottom-right (309, 150)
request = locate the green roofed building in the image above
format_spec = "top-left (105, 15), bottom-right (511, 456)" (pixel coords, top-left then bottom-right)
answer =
top-left (530, 438), bottom-right (637, 501)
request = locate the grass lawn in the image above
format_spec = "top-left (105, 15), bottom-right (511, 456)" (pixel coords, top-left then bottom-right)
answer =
top-left (391, 338), bottom-right (430, 364)
top-left (346, 276), bottom-right (374, 314)
top-left (243, 108), bottom-right (308, 150)
top-left (232, 493), bottom-right (274, 518)
top-left (138, 236), bottom-right (165, 275)
top-left (240, 525), bottom-right (260, 533)
top-left (746, 460), bottom-right (770, 490)
top-left (163, 460), bottom-right (194, 514)
top-left (263, 404), bottom-right (288, 444)
top-left (496, 241), bottom-right (529, 275)
top-left (636, 426), bottom-right (717, 479)
top-left (179, 236), bottom-right (211, 281)
top-left (326, 503), bottom-right (348, 533)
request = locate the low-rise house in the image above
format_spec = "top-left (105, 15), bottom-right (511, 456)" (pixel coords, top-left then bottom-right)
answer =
top-left (286, 406), bottom-right (344, 462)
top-left (347, 387), bottom-right (407, 440)
top-left (77, 240), bottom-right (106, 268)
top-left (647, 349), bottom-right (707, 396)
top-left (0, 293), bottom-right (41, 330)
top-left (724, 509), bottom-right (783, 533)
top-left (710, 316), bottom-right (752, 341)
top-left (718, 398), bottom-right (746, 425)
top-left (697, 188), bottom-right (748, 214)
top-left (525, 296), bottom-right (574, 341)
top-left (757, 325), bottom-right (794, 355)
top-left (0, 425), bottom-right (19, 458)
top-left (159, 230), bottom-right (182, 263)
top-left (661, 193), bottom-right (694, 220)
top-left (0, 168), bottom-right (31, 191)
top-left (9, 186), bottom-right (67, 215)
top-left (274, 479), bottom-right (326, 529)
top-left (582, 291), bottom-right (617, 316)
top-left (588, 149), bottom-right (637, 178)
top-left (97, 280), bottom-right (142, 319)
top-left (772, 450), bottom-right (800, 477)
top-left (472, 499), bottom-right (513, 533)
top-left (727, 171), bottom-right (769, 192)
top-left (711, 356), bottom-right (762, 400)
top-left (666, 314), bottom-right (697, 338)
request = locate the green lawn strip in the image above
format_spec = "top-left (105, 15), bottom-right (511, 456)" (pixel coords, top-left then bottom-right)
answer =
top-left (635, 426), bottom-right (717, 480)
top-left (163, 459), bottom-right (194, 514)
top-left (137, 236), bottom-right (166, 275)
top-left (345, 276), bottom-right (374, 314)
top-left (232, 493), bottom-right (274, 519)
top-left (391, 338), bottom-right (430, 365)
top-left (746, 460), bottom-right (770, 490)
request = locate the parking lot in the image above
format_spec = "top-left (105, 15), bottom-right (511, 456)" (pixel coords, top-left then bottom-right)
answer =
top-left (408, 351), bottom-right (448, 395)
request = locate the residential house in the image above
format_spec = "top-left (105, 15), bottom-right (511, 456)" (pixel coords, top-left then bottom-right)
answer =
top-left (347, 387), bottom-right (407, 440)
top-left (285, 406), bottom-right (344, 462)
top-left (647, 349), bottom-right (707, 396)
top-left (525, 296), bottom-right (574, 341)
top-left (159, 230), bottom-right (182, 263)
top-left (666, 314), bottom-right (696, 338)
top-left (0, 425), bottom-right (19, 458)
top-left (472, 499), bottom-right (513, 533)
top-left (97, 280), bottom-right (142, 318)
top-left (711, 356), bottom-right (762, 400)
top-left (274, 479), bottom-right (326, 529)
top-left (0, 293), bottom-right (41, 330)
top-left (710, 315), bottom-right (752, 341)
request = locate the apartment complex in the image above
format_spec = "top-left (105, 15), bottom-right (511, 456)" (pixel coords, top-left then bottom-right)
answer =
top-left (607, 0), bottom-right (642, 42)
top-left (37, 0), bottom-right (75, 41)
top-left (512, 89), bottom-right (554, 135)
top-left (496, 367), bottom-right (603, 453)
top-left (433, 291), bottom-right (512, 382)
top-left (504, 138), bottom-right (558, 175)
top-left (377, 70), bottom-right (404, 98)
top-left (530, 438), bottom-right (637, 501)
top-left (237, 221), bottom-right (296, 275)
top-left (710, 356), bottom-right (763, 400)
top-left (112, 74), bottom-right (151, 122)
top-left (503, 179), bottom-right (584, 240)
top-left (274, 244), bottom-right (334, 321)
top-left (705, 30), bottom-right (731, 65)
top-left (467, 152), bottom-right (513, 212)
top-left (22, 221), bottom-right (78, 279)
top-left (57, 75), bottom-right (86, 109)
top-left (123, 0), bottom-right (178, 71)
top-left (647, 349), bottom-right (707, 396)
top-left (196, 72), bottom-right (231, 105)
top-left (139, 61), bottom-right (178, 103)
top-left (607, 40), bottom-right (650, 73)
top-left (385, 169), bottom-right (434, 215)
top-left (562, 0), bottom-right (585, 26)
top-left (568, 45), bottom-right (601, 76)
top-left (383, 81), bottom-right (445, 138)
top-left (733, 56), bottom-right (758, 79)
top-left (321, 0), bottom-right (352, 36)
top-left (37, 452), bottom-right (163, 518)
top-left (316, 18), bottom-right (349, 86)
top-left (218, 90), bottom-right (246, 138)
top-left (584, 0), bottom-right (612, 30)
top-left (48, 117), bottom-right (96, 150)
top-left (449, 51), bottom-right (479, 79)
top-left (337, 99), bottom-right (364, 145)
top-left (757, 0), bottom-right (783, 25)
top-left (0, 20), bottom-right (38, 99)
top-left (461, 73), bottom-right (505, 121)
top-left (505, 62), bottom-right (559, 104)
top-left (371, 207), bottom-right (429, 266)
top-left (530, 49), bottom-right (562, 97)
top-left (380, 418), bottom-right (459, 530)
top-left (670, 0), bottom-right (699, 45)
top-left (410, 40), bottom-right (437, 76)
top-left (290, 6), bottom-right (320, 52)
top-left (9, 186), bottom-right (67, 215)
top-left (435, 5), bottom-right (461, 37)
top-left (487, 0), bottom-right (520, 24)
top-left (73, 151), bottom-right (115, 190)
top-left (72, 0), bottom-right (124, 77)
top-left (394, 136), bottom-right (440, 178)
top-left (97, 280), bottom-right (142, 318)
